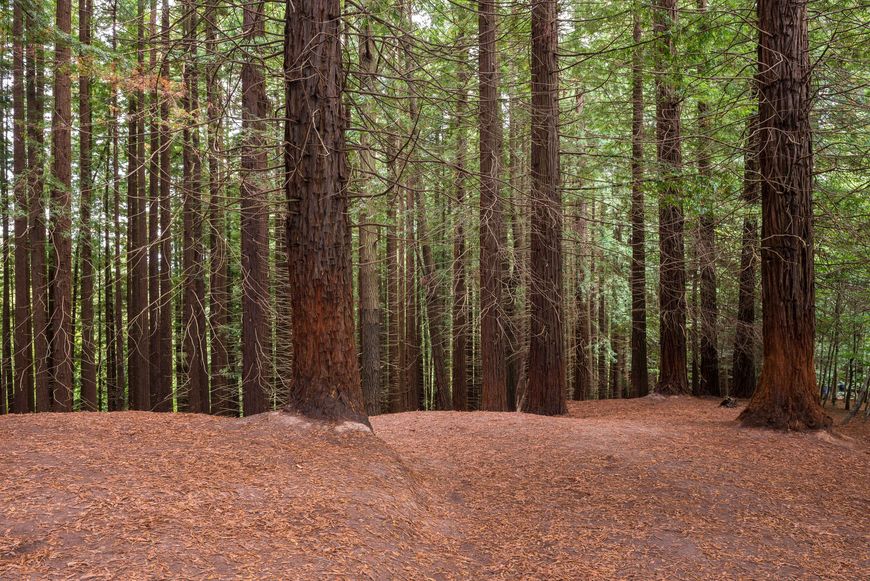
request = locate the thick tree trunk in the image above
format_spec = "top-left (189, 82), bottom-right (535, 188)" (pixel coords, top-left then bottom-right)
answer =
top-left (738, 0), bottom-right (831, 430)
top-left (478, 0), bottom-right (508, 411)
top-left (283, 0), bottom-right (368, 425)
top-left (653, 0), bottom-right (689, 395)
top-left (241, 1), bottom-right (270, 416)
top-left (78, 0), bottom-right (97, 410)
top-left (629, 10), bottom-right (648, 398)
top-left (526, 0), bottom-right (566, 416)
top-left (11, 0), bottom-right (33, 414)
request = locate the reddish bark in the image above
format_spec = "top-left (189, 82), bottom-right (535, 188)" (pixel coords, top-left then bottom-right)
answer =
top-left (526, 0), bottom-right (566, 416)
top-left (738, 0), bottom-right (831, 430)
top-left (283, 0), bottom-right (368, 424)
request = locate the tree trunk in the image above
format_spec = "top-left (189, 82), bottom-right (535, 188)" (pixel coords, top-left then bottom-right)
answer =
top-left (241, 1), bottom-right (269, 416)
top-left (573, 202), bottom-right (592, 400)
top-left (653, 0), bottom-right (689, 395)
top-left (283, 0), bottom-right (368, 425)
top-left (26, 7), bottom-right (49, 412)
top-left (478, 0), bottom-right (508, 411)
top-left (11, 0), bottom-right (33, 414)
top-left (732, 113), bottom-right (759, 398)
top-left (526, 0), bottom-right (566, 416)
top-left (77, 0), bottom-right (97, 410)
top-left (154, 0), bottom-right (174, 412)
top-left (206, 0), bottom-right (231, 415)
top-left (127, 0), bottom-right (150, 411)
top-left (629, 10), bottom-right (648, 398)
top-left (146, 0), bottom-right (161, 411)
top-left (356, 19), bottom-right (381, 416)
top-left (738, 0), bottom-right (831, 430)
top-left (452, 66), bottom-right (470, 411)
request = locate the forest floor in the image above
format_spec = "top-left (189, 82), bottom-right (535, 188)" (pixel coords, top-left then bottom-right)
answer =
top-left (1, 397), bottom-right (867, 580)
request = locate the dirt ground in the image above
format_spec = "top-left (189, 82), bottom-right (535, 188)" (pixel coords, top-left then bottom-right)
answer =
top-left (1, 397), bottom-right (867, 579)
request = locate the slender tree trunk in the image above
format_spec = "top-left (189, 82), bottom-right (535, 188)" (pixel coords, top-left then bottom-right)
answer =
top-left (387, 135), bottom-right (403, 413)
top-left (0, 71), bottom-right (9, 414)
top-left (653, 0), bottom-right (689, 395)
top-left (77, 0), bottom-right (97, 410)
top-left (26, 7), bottom-right (49, 412)
top-left (738, 0), bottom-right (831, 430)
top-left (357, 18), bottom-right (381, 416)
top-left (127, 0), bottom-right (149, 411)
top-left (241, 1), bottom-right (269, 416)
top-left (478, 0), bottom-right (508, 411)
top-left (146, 0), bottom-right (162, 410)
top-left (573, 202), bottom-right (592, 400)
top-left (283, 0), bottom-right (368, 424)
top-left (452, 67), bottom-right (470, 411)
top-left (526, 0), bottom-right (566, 415)
top-left (629, 10), bottom-right (648, 398)
top-left (154, 0), bottom-right (173, 411)
top-left (11, 0), bottom-right (33, 414)
top-left (732, 113), bottom-right (759, 398)
top-left (205, 1), bottom-right (230, 415)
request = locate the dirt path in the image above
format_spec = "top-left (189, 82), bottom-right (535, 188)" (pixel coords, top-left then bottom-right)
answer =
top-left (1, 398), bottom-right (867, 579)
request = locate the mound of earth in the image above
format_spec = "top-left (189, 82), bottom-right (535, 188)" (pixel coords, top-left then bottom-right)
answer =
top-left (1, 398), bottom-right (868, 579)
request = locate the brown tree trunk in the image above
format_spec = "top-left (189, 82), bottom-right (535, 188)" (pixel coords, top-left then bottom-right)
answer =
top-left (283, 0), bottom-right (368, 425)
top-left (738, 0), bottom-right (831, 430)
top-left (109, 6), bottom-right (126, 410)
top-left (48, 0), bottom-right (74, 411)
top-left (653, 0), bottom-right (689, 395)
top-left (357, 19), bottom-right (381, 416)
top-left (241, 1), bottom-right (269, 416)
top-left (146, 0), bottom-right (161, 410)
top-left (732, 105), bottom-right (761, 396)
top-left (154, 0), bottom-right (173, 412)
top-left (127, 0), bottom-right (150, 411)
top-left (629, 10), bottom-right (649, 398)
top-left (526, 0), bottom-right (566, 415)
top-left (11, 0), bottom-right (33, 414)
top-left (26, 7), bottom-right (49, 412)
top-left (387, 135), bottom-right (403, 413)
top-left (206, 0), bottom-right (231, 415)
top-left (452, 67), bottom-right (470, 411)
top-left (77, 0), bottom-right (97, 410)
top-left (572, 202), bottom-right (592, 400)
top-left (0, 73), bottom-right (10, 414)
top-left (478, 0), bottom-right (508, 411)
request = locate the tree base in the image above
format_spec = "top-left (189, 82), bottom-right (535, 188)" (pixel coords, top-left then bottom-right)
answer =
top-left (738, 373), bottom-right (831, 431)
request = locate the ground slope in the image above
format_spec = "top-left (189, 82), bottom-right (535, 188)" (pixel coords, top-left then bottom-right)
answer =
top-left (1, 398), bottom-right (867, 579)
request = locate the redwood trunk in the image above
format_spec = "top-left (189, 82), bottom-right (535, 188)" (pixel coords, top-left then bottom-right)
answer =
top-left (526, 0), bottom-right (566, 415)
top-left (478, 0), bottom-right (508, 411)
top-left (653, 0), bottom-right (689, 395)
top-left (738, 0), bottom-right (830, 430)
top-left (629, 11), bottom-right (648, 398)
top-left (241, 1), bottom-right (270, 416)
top-left (283, 0), bottom-right (368, 424)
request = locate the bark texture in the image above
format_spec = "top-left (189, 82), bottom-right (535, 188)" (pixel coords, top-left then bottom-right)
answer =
top-left (738, 0), bottom-right (831, 430)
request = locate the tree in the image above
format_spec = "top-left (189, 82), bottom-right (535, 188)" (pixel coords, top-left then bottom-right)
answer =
top-left (283, 0), bottom-right (368, 424)
top-left (525, 0), bottom-right (566, 416)
top-left (241, 0), bottom-right (270, 416)
top-left (738, 0), bottom-right (831, 430)
top-left (478, 0), bottom-right (508, 411)
top-left (78, 0), bottom-right (97, 411)
top-left (629, 8), bottom-right (648, 398)
top-left (357, 17), bottom-right (381, 416)
top-left (11, 0), bottom-right (32, 414)
top-left (653, 0), bottom-right (689, 395)
top-left (452, 65), bottom-right (470, 411)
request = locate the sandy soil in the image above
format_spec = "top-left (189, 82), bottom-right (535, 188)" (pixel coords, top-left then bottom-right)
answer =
top-left (1, 397), bottom-right (867, 579)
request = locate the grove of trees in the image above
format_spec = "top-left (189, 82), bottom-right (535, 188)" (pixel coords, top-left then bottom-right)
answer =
top-left (0, 0), bottom-right (866, 428)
